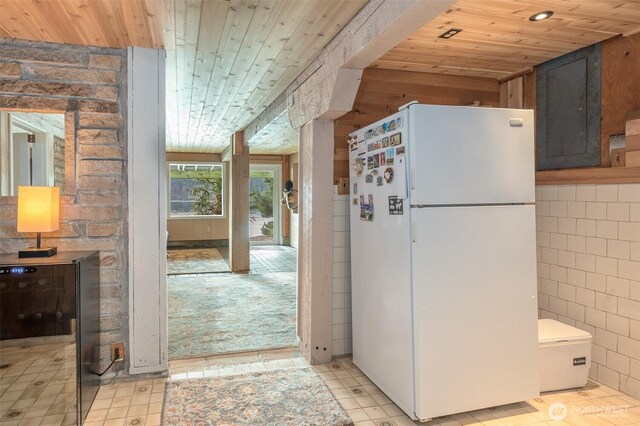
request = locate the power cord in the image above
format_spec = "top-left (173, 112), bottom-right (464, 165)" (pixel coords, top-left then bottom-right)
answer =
top-left (95, 348), bottom-right (121, 377)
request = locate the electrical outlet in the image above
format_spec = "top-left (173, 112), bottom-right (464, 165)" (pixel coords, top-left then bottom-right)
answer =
top-left (111, 342), bottom-right (125, 363)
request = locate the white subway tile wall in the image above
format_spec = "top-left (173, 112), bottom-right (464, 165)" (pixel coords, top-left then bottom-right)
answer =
top-left (536, 183), bottom-right (640, 400)
top-left (333, 186), bottom-right (352, 356)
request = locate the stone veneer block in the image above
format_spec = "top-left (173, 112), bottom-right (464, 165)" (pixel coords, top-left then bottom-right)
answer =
top-left (0, 62), bottom-right (21, 78)
top-left (89, 54), bottom-right (122, 69)
top-left (23, 64), bottom-right (117, 84)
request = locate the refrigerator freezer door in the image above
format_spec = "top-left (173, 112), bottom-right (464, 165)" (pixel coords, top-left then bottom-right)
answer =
top-left (408, 105), bottom-right (535, 205)
top-left (411, 205), bottom-right (539, 420)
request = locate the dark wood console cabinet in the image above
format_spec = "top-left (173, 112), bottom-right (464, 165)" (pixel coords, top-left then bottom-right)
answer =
top-left (0, 251), bottom-right (100, 425)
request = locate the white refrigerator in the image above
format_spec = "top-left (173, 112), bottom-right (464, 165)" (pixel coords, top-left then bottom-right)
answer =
top-left (348, 104), bottom-right (540, 421)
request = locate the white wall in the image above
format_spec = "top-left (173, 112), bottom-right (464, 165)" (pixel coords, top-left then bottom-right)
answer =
top-left (332, 185), bottom-right (352, 356)
top-left (536, 183), bottom-right (640, 400)
top-left (289, 153), bottom-right (299, 248)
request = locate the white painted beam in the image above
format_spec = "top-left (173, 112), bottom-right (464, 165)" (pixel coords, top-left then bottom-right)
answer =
top-left (244, 0), bottom-right (456, 142)
top-left (127, 47), bottom-right (167, 375)
top-left (298, 119), bottom-right (334, 364)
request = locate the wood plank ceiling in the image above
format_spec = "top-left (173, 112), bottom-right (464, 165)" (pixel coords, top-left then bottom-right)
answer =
top-left (0, 0), bottom-right (367, 154)
top-left (372, 0), bottom-right (640, 79)
top-left (2, 1), bottom-right (640, 154)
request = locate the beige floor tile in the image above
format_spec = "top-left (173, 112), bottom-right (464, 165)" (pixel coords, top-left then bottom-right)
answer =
top-left (110, 396), bottom-right (131, 408)
top-left (355, 396), bottom-right (377, 408)
top-left (126, 405), bottom-right (148, 417)
top-left (363, 406), bottom-right (387, 420)
top-left (339, 398), bottom-right (360, 410)
top-left (146, 413), bottom-right (162, 426)
top-left (346, 408), bottom-right (369, 422)
top-left (130, 394), bottom-right (151, 406)
top-left (106, 406), bottom-right (128, 420)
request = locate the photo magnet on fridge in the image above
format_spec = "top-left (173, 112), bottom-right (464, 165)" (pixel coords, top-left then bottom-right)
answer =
top-left (373, 140), bottom-right (382, 150)
top-left (388, 196), bottom-right (403, 215)
top-left (365, 173), bottom-right (373, 183)
top-left (376, 176), bottom-right (383, 186)
top-left (382, 136), bottom-right (389, 148)
top-left (353, 198), bottom-right (358, 205)
top-left (386, 148), bottom-right (394, 165)
top-left (379, 152), bottom-right (386, 166)
top-left (384, 167), bottom-right (393, 183)
top-left (360, 194), bottom-right (374, 221)
top-left (367, 156), bottom-right (374, 170)
top-left (367, 143), bottom-right (375, 152)
top-left (390, 132), bottom-right (402, 147)
top-left (396, 146), bottom-right (405, 155)
top-left (373, 154), bottom-right (380, 168)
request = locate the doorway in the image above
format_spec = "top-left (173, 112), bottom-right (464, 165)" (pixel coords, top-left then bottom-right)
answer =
top-left (249, 164), bottom-right (281, 245)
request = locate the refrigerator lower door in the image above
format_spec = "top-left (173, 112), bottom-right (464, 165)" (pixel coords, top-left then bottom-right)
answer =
top-left (411, 205), bottom-right (539, 420)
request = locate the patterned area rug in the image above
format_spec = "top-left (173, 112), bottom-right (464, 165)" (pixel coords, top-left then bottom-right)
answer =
top-left (167, 248), bottom-right (230, 274)
top-left (163, 368), bottom-right (353, 426)
top-left (168, 272), bottom-right (298, 358)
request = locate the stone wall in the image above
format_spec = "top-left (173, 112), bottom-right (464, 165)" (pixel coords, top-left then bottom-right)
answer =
top-left (0, 38), bottom-right (128, 374)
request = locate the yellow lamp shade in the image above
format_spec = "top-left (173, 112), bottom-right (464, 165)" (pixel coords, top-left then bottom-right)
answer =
top-left (17, 186), bottom-right (60, 233)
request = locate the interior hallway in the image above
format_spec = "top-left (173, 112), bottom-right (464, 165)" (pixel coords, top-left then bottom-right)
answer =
top-left (167, 245), bottom-right (298, 359)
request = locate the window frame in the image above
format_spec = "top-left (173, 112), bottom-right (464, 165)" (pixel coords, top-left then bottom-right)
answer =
top-left (166, 161), bottom-right (226, 220)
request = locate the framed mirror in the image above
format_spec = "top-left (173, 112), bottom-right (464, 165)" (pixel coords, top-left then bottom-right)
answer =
top-left (0, 110), bottom-right (75, 199)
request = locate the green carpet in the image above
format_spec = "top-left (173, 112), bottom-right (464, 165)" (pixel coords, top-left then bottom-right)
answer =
top-left (168, 272), bottom-right (298, 358)
top-left (162, 368), bottom-right (353, 426)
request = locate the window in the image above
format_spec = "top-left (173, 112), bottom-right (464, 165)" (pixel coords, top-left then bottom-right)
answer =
top-left (168, 163), bottom-right (224, 218)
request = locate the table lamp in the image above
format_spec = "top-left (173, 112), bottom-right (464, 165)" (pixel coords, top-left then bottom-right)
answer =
top-left (17, 186), bottom-right (60, 258)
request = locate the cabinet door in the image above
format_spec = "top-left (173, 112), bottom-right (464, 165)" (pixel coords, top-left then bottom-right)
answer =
top-left (0, 264), bottom-right (75, 339)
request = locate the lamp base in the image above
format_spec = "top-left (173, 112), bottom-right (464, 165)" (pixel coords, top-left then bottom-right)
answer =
top-left (18, 246), bottom-right (57, 258)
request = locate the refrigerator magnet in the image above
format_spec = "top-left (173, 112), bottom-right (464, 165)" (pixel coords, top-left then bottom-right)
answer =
top-left (382, 136), bottom-right (389, 148)
top-left (353, 183), bottom-right (358, 194)
top-left (384, 167), bottom-right (393, 183)
top-left (386, 148), bottom-right (394, 165)
top-left (373, 154), bottom-right (380, 168)
top-left (353, 197), bottom-right (358, 205)
top-left (396, 146), bottom-right (405, 155)
top-left (388, 196), bottom-right (403, 215)
top-left (390, 132), bottom-right (401, 146)
top-left (374, 140), bottom-right (382, 150)
top-left (365, 174), bottom-right (373, 183)
top-left (376, 176), bottom-right (383, 186)
top-left (367, 156), bottom-right (374, 170)
top-left (380, 152), bottom-right (386, 165)
top-left (359, 194), bottom-right (374, 221)
top-left (367, 143), bottom-right (375, 152)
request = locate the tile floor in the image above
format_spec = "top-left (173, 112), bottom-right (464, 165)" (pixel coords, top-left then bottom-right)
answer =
top-left (78, 349), bottom-right (640, 426)
top-left (218, 245), bottom-right (297, 274)
top-left (0, 340), bottom-right (77, 425)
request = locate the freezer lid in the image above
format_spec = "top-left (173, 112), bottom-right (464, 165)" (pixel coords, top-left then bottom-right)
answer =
top-left (538, 319), bottom-right (592, 343)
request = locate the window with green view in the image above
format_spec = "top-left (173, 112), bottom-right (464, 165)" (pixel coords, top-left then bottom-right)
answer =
top-left (168, 163), bottom-right (224, 217)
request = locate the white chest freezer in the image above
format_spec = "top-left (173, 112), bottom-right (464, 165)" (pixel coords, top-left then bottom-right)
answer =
top-left (539, 319), bottom-right (592, 392)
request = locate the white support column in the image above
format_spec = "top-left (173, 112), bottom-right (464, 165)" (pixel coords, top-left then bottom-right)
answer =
top-left (298, 119), bottom-right (334, 364)
top-left (127, 46), bottom-right (167, 375)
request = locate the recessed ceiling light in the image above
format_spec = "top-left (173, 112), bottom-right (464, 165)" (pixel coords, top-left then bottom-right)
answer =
top-left (529, 11), bottom-right (553, 21)
top-left (438, 28), bottom-right (463, 39)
